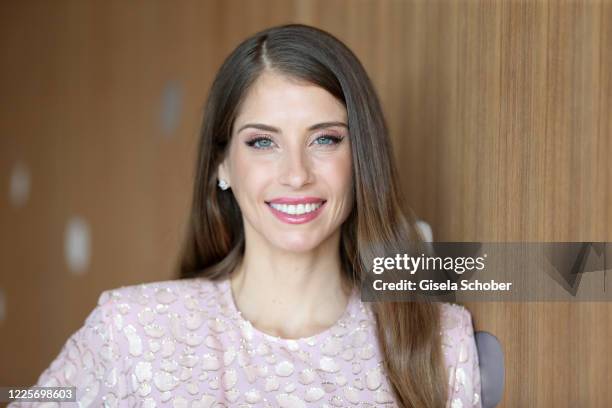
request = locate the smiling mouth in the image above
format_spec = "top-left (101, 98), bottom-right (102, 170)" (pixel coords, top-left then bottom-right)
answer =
top-left (266, 201), bottom-right (325, 215)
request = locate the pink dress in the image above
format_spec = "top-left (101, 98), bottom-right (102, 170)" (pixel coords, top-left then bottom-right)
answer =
top-left (10, 278), bottom-right (481, 407)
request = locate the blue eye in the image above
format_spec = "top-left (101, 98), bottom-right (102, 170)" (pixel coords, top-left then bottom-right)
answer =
top-left (245, 134), bottom-right (344, 149)
top-left (314, 135), bottom-right (343, 145)
top-left (246, 137), bottom-right (274, 149)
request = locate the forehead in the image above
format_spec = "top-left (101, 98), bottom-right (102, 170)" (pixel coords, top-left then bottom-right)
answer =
top-left (234, 71), bottom-right (347, 126)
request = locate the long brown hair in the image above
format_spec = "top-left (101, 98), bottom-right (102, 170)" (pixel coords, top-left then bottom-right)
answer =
top-left (176, 24), bottom-right (447, 407)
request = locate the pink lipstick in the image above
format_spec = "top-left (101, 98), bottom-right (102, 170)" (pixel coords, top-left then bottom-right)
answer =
top-left (265, 197), bottom-right (326, 225)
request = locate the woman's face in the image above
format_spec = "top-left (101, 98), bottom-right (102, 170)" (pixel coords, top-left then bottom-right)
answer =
top-left (218, 71), bottom-right (353, 253)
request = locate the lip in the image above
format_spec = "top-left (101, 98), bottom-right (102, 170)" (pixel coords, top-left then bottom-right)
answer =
top-left (265, 198), bottom-right (327, 225)
top-left (266, 196), bottom-right (325, 205)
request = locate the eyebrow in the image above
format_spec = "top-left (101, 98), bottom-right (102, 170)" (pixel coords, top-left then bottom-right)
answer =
top-left (237, 121), bottom-right (348, 134)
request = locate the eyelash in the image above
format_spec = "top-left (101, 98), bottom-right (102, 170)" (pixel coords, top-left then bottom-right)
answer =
top-left (245, 134), bottom-right (344, 150)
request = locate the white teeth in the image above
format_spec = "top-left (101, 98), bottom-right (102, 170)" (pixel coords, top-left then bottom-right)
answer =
top-left (270, 202), bottom-right (322, 215)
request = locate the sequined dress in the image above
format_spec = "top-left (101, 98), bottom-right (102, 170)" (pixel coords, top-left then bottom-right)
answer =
top-left (10, 278), bottom-right (481, 407)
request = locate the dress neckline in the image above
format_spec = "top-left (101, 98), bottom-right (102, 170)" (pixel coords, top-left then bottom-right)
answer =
top-left (219, 277), bottom-right (360, 344)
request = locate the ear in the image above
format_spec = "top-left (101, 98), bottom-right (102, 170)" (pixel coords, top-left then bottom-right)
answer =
top-left (217, 157), bottom-right (231, 185)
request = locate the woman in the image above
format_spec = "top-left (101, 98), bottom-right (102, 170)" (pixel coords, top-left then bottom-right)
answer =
top-left (14, 24), bottom-right (481, 408)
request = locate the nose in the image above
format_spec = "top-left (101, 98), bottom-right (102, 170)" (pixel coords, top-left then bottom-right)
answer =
top-left (278, 147), bottom-right (314, 188)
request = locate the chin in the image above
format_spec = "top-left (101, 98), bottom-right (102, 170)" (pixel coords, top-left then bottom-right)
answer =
top-left (269, 233), bottom-right (325, 253)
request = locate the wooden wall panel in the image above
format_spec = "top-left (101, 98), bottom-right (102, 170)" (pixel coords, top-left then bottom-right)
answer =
top-left (0, 1), bottom-right (610, 406)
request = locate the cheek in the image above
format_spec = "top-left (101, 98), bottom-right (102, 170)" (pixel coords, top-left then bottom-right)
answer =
top-left (316, 151), bottom-right (353, 195)
top-left (229, 150), bottom-right (273, 203)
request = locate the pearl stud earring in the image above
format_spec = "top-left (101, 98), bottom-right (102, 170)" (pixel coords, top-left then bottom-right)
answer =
top-left (218, 179), bottom-right (230, 190)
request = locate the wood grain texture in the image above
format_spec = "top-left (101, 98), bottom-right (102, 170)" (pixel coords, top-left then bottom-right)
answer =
top-left (0, 1), bottom-right (609, 406)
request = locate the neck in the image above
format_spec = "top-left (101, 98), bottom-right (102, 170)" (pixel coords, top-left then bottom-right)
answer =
top-left (229, 227), bottom-right (352, 339)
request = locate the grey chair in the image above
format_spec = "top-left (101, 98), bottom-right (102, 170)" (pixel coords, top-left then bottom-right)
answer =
top-left (474, 331), bottom-right (505, 408)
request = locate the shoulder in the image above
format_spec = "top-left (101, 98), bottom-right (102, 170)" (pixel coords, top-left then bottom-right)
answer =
top-left (439, 302), bottom-right (474, 339)
top-left (438, 303), bottom-right (476, 377)
top-left (23, 278), bottom-right (227, 404)
top-left (92, 278), bottom-right (226, 347)
top-left (95, 277), bottom-right (222, 312)
top-left (439, 303), bottom-right (482, 408)
top-left (438, 303), bottom-right (476, 368)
